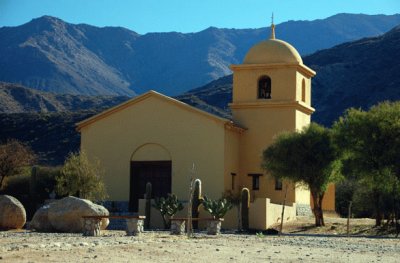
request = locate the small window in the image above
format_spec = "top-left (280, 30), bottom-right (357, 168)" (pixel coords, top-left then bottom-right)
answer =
top-left (231, 173), bottom-right (236, 190)
top-left (258, 76), bottom-right (271, 99)
top-left (275, 178), bottom-right (283, 191)
top-left (248, 173), bottom-right (262, 190)
top-left (301, 79), bottom-right (306, 103)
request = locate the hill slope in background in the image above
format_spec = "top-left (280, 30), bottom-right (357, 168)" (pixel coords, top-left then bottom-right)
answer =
top-left (305, 25), bottom-right (400, 125)
top-left (0, 82), bottom-right (130, 113)
top-left (0, 111), bottom-right (96, 164)
top-left (1, 14), bottom-right (400, 96)
top-left (179, 25), bottom-right (400, 126)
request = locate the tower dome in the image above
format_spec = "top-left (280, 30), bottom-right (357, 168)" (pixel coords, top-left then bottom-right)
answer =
top-left (243, 22), bottom-right (302, 65)
top-left (243, 38), bottom-right (303, 64)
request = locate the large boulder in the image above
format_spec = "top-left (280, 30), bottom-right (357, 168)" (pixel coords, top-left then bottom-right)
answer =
top-left (29, 205), bottom-right (53, 232)
top-left (47, 196), bottom-right (109, 233)
top-left (0, 195), bottom-right (26, 230)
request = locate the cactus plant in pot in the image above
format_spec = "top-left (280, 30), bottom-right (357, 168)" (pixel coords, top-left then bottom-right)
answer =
top-left (202, 196), bottom-right (233, 235)
top-left (153, 194), bottom-right (184, 229)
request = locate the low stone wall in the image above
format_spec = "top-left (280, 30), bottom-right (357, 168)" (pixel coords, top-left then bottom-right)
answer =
top-left (138, 199), bottom-right (222, 230)
top-left (249, 198), bottom-right (296, 230)
top-left (296, 204), bottom-right (313, 216)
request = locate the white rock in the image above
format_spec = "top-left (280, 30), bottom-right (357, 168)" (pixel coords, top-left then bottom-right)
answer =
top-left (0, 195), bottom-right (26, 230)
top-left (30, 205), bottom-right (53, 232)
top-left (47, 196), bottom-right (109, 233)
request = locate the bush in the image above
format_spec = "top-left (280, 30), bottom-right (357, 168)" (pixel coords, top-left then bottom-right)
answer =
top-left (33, 166), bottom-right (61, 200)
top-left (55, 151), bottom-right (107, 201)
top-left (1, 172), bottom-right (32, 218)
top-left (0, 166), bottom-right (61, 219)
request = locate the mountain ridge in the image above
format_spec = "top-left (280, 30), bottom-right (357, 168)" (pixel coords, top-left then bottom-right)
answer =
top-left (0, 82), bottom-right (130, 113)
top-left (1, 13), bottom-right (400, 96)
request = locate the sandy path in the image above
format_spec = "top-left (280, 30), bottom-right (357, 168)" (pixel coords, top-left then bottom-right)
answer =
top-left (0, 230), bottom-right (398, 263)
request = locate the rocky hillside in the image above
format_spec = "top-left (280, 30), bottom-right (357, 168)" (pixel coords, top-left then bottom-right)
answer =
top-left (179, 25), bottom-right (400, 126)
top-left (0, 111), bottom-right (96, 164)
top-left (1, 14), bottom-right (399, 96)
top-left (0, 82), bottom-right (130, 113)
top-left (305, 25), bottom-right (400, 125)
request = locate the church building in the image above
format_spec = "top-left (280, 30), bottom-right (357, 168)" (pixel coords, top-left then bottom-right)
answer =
top-left (77, 24), bottom-right (335, 229)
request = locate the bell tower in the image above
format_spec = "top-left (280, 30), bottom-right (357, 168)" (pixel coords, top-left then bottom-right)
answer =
top-left (230, 22), bottom-right (316, 203)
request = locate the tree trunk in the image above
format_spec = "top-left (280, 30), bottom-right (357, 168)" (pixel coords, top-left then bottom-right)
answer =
top-left (395, 206), bottom-right (400, 238)
top-left (279, 184), bottom-right (288, 235)
top-left (161, 214), bottom-right (168, 229)
top-left (311, 191), bottom-right (325, 227)
top-left (0, 175), bottom-right (4, 189)
top-left (374, 191), bottom-right (382, 227)
top-left (318, 193), bottom-right (325, 226)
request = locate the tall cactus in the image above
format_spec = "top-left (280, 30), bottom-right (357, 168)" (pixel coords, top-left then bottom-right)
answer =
top-left (144, 182), bottom-right (152, 229)
top-left (30, 165), bottom-right (37, 197)
top-left (241, 188), bottom-right (250, 231)
top-left (192, 179), bottom-right (202, 229)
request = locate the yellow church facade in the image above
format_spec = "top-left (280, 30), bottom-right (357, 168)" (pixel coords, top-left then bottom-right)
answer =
top-left (77, 26), bottom-right (335, 230)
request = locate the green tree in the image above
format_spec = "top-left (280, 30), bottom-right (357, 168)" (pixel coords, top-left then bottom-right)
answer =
top-left (0, 139), bottom-right (36, 189)
top-left (333, 101), bottom-right (400, 226)
top-left (262, 123), bottom-right (339, 226)
top-left (55, 151), bottom-right (107, 201)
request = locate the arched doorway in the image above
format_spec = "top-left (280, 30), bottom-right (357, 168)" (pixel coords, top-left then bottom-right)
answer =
top-left (129, 143), bottom-right (172, 212)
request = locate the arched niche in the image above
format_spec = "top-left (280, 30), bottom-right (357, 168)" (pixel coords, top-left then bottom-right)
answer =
top-left (301, 79), bottom-right (306, 103)
top-left (258, 75), bottom-right (272, 99)
top-left (131, 143), bottom-right (172, 161)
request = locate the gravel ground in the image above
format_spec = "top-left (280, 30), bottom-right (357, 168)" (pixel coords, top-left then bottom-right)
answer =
top-left (0, 230), bottom-right (399, 263)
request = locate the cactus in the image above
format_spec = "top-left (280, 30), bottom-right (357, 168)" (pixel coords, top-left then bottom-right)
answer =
top-left (153, 194), bottom-right (184, 229)
top-left (192, 179), bottom-right (202, 229)
top-left (144, 182), bottom-right (152, 229)
top-left (202, 196), bottom-right (233, 219)
top-left (30, 165), bottom-right (37, 197)
top-left (241, 188), bottom-right (250, 231)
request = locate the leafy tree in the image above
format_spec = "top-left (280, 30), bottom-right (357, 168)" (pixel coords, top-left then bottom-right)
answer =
top-left (333, 101), bottom-right (400, 226)
top-left (55, 151), bottom-right (107, 201)
top-left (262, 123), bottom-right (339, 226)
top-left (0, 139), bottom-right (36, 189)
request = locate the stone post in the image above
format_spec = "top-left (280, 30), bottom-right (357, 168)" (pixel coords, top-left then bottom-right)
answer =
top-left (170, 219), bottom-right (186, 235)
top-left (83, 218), bottom-right (101, 236)
top-left (126, 218), bottom-right (144, 236)
top-left (207, 219), bottom-right (222, 235)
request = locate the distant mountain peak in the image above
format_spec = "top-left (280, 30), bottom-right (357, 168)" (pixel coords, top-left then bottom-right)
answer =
top-left (28, 15), bottom-right (66, 27)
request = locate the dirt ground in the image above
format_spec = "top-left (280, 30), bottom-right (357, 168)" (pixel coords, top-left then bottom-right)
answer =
top-left (0, 217), bottom-right (399, 263)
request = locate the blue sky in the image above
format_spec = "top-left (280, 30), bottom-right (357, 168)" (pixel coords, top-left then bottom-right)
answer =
top-left (0, 0), bottom-right (399, 34)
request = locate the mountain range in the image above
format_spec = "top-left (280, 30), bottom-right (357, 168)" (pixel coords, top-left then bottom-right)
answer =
top-left (1, 14), bottom-right (400, 164)
top-left (1, 14), bottom-right (400, 96)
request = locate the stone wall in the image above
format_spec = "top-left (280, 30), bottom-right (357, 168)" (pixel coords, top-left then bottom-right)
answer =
top-left (296, 204), bottom-right (313, 216)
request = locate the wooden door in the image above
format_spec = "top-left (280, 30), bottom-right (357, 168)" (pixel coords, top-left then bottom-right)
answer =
top-left (129, 161), bottom-right (171, 212)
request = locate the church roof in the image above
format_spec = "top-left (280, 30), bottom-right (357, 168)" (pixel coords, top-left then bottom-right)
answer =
top-left (76, 90), bottom-right (246, 133)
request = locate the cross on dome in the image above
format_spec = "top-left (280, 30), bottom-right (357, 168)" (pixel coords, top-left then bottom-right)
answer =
top-left (270, 13), bottom-right (276, 40)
